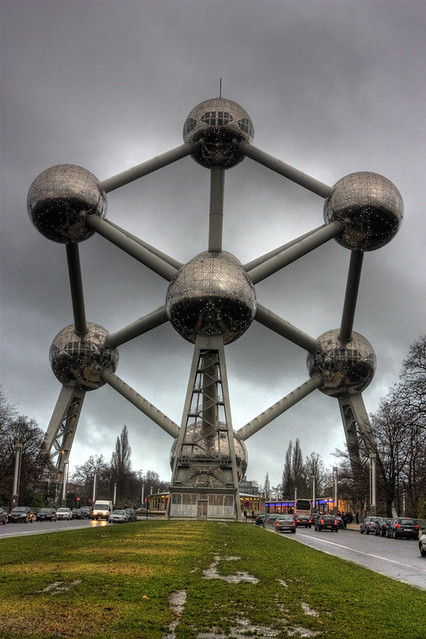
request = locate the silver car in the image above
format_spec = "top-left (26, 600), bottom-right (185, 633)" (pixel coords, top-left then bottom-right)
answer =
top-left (108, 509), bottom-right (130, 524)
top-left (273, 515), bottom-right (297, 534)
top-left (419, 533), bottom-right (426, 557)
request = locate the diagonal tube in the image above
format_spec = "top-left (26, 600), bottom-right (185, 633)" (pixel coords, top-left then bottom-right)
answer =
top-left (246, 221), bottom-right (343, 284)
top-left (237, 375), bottom-right (322, 441)
top-left (87, 215), bottom-right (178, 281)
top-left (66, 243), bottom-right (87, 336)
top-left (243, 225), bottom-right (325, 272)
top-left (103, 370), bottom-right (180, 439)
top-left (339, 250), bottom-right (364, 342)
top-left (241, 143), bottom-right (332, 198)
top-left (107, 220), bottom-right (183, 270)
top-left (100, 143), bottom-right (193, 193)
top-left (106, 306), bottom-right (168, 348)
top-left (255, 304), bottom-right (320, 353)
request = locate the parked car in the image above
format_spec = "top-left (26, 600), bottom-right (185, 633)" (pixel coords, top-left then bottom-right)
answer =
top-left (125, 508), bottom-right (137, 522)
top-left (72, 508), bottom-right (84, 519)
top-left (274, 514), bottom-right (296, 533)
top-left (386, 517), bottom-right (419, 540)
top-left (360, 516), bottom-right (382, 535)
top-left (335, 515), bottom-right (344, 529)
top-left (294, 514), bottom-right (313, 528)
top-left (315, 515), bottom-right (339, 532)
top-left (375, 517), bottom-right (393, 536)
top-left (0, 507), bottom-right (8, 524)
top-left (254, 514), bottom-right (266, 526)
top-left (80, 506), bottom-right (92, 518)
top-left (419, 533), bottom-right (426, 557)
top-left (36, 507), bottom-right (57, 522)
top-left (56, 507), bottom-right (72, 520)
top-left (108, 509), bottom-right (130, 524)
top-left (8, 506), bottom-right (36, 523)
top-left (265, 514), bottom-right (281, 526)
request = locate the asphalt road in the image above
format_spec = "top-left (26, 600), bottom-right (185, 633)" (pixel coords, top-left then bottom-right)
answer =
top-left (289, 525), bottom-right (426, 591)
top-left (1, 519), bottom-right (425, 590)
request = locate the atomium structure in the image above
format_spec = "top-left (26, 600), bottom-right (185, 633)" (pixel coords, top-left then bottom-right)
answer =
top-left (28, 95), bottom-right (403, 519)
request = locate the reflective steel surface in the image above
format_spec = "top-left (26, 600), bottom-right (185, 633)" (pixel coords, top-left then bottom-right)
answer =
top-left (50, 323), bottom-right (118, 390)
top-left (324, 171), bottom-right (403, 251)
top-left (183, 97), bottom-right (254, 168)
top-left (166, 251), bottom-right (256, 344)
top-left (27, 164), bottom-right (107, 243)
top-left (307, 329), bottom-right (376, 397)
top-left (170, 421), bottom-right (248, 488)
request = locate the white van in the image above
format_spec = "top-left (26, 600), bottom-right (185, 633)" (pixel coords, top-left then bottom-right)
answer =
top-left (91, 500), bottom-right (113, 520)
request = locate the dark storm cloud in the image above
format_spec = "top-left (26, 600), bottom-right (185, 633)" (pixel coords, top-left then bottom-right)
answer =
top-left (1, 0), bottom-right (425, 488)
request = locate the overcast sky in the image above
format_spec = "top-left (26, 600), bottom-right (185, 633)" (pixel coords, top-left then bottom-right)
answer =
top-left (1, 0), bottom-right (425, 490)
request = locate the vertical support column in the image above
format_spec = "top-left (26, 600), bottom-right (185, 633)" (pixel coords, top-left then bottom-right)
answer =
top-left (168, 335), bottom-right (242, 520)
top-left (311, 475), bottom-right (316, 513)
top-left (208, 167), bottom-right (225, 252)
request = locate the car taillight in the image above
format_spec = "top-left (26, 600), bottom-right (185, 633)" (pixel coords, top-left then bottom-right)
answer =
top-left (395, 523), bottom-right (400, 528)
top-left (320, 519), bottom-right (324, 524)
top-left (334, 520), bottom-right (337, 525)
top-left (415, 525), bottom-right (419, 530)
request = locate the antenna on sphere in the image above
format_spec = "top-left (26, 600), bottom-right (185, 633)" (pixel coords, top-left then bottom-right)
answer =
top-left (219, 77), bottom-right (222, 98)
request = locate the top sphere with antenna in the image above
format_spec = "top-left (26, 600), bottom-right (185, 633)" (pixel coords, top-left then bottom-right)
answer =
top-left (183, 97), bottom-right (254, 168)
top-left (27, 164), bottom-right (107, 243)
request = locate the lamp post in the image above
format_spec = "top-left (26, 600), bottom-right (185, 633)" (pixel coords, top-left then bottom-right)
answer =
top-left (11, 443), bottom-right (23, 508)
top-left (311, 474), bottom-right (316, 513)
top-left (369, 453), bottom-right (376, 515)
top-left (92, 470), bottom-right (98, 504)
top-left (61, 460), bottom-right (69, 505)
top-left (333, 467), bottom-right (338, 513)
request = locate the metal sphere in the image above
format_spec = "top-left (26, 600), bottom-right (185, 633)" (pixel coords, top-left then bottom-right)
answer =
top-left (324, 172), bottom-right (403, 251)
top-left (307, 329), bottom-right (376, 398)
top-left (170, 422), bottom-right (248, 485)
top-left (49, 323), bottom-right (118, 391)
top-left (183, 97), bottom-right (254, 168)
top-left (27, 164), bottom-right (107, 243)
top-left (166, 251), bottom-right (256, 345)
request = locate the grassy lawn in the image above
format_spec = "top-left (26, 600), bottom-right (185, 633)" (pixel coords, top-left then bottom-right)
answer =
top-left (0, 520), bottom-right (424, 638)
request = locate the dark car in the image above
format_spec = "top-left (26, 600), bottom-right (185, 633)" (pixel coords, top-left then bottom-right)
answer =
top-left (360, 516), bottom-right (382, 535)
top-left (375, 517), bottom-right (393, 536)
top-left (0, 508), bottom-right (8, 525)
top-left (125, 508), bottom-right (137, 522)
top-left (274, 514), bottom-right (297, 533)
top-left (8, 506), bottom-right (36, 523)
top-left (36, 507), bottom-right (57, 522)
top-left (315, 515), bottom-right (338, 532)
top-left (72, 508), bottom-right (84, 519)
top-left (294, 514), bottom-right (313, 528)
top-left (254, 514), bottom-right (266, 526)
top-left (387, 517), bottom-right (419, 540)
top-left (80, 506), bottom-right (92, 518)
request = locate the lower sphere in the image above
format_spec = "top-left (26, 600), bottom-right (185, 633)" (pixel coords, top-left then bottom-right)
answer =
top-left (49, 323), bottom-right (118, 390)
top-left (307, 330), bottom-right (376, 398)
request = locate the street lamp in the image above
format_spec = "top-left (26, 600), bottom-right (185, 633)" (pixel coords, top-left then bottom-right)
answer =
top-left (369, 453), bottom-right (376, 515)
top-left (333, 467), bottom-right (338, 512)
top-left (11, 443), bottom-right (23, 508)
top-left (311, 474), bottom-right (316, 512)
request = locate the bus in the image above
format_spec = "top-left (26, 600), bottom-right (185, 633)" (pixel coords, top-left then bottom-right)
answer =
top-left (265, 497), bottom-right (334, 515)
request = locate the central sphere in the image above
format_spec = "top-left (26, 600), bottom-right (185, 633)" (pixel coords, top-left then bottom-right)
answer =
top-left (183, 97), bottom-right (254, 168)
top-left (306, 329), bottom-right (376, 398)
top-left (166, 251), bottom-right (256, 344)
top-left (50, 323), bottom-right (118, 390)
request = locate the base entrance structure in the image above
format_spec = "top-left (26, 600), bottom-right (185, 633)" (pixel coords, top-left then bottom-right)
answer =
top-left (27, 94), bottom-right (403, 517)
